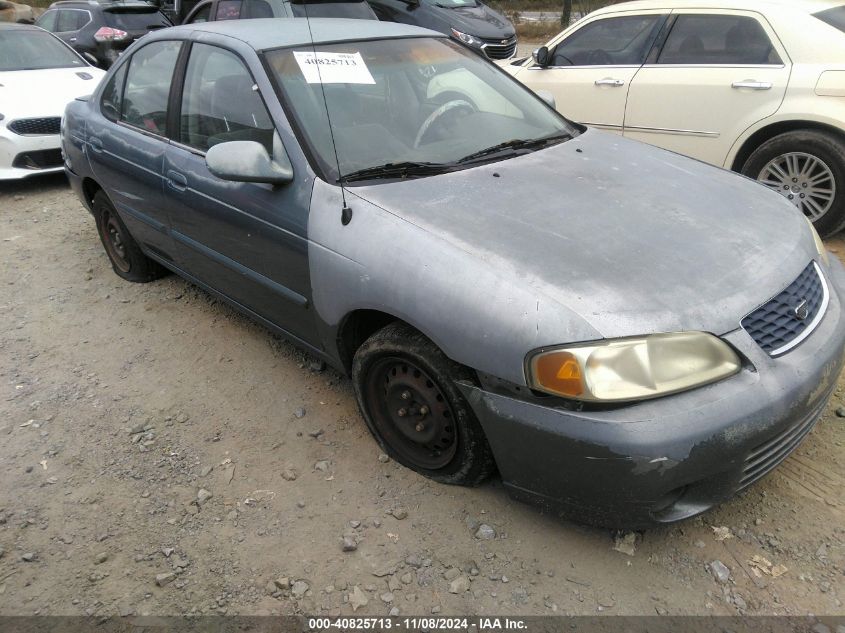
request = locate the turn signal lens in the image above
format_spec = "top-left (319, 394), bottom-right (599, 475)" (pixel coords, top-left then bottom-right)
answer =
top-left (527, 332), bottom-right (740, 402)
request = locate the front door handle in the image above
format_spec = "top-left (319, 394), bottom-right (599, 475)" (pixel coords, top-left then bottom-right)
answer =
top-left (69, 37), bottom-right (77, 42)
top-left (166, 170), bottom-right (188, 191)
top-left (732, 80), bottom-right (773, 90)
top-left (595, 78), bottom-right (625, 87)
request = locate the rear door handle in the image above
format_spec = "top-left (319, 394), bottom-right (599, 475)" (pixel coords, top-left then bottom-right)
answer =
top-left (166, 170), bottom-right (188, 191)
top-left (88, 137), bottom-right (103, 153)
top-left (69, 37), bottom-right (77, 42)
top-left (595, 78), bottom-right (625, 87)
top-left (732, 80), bottom-right (772, 90)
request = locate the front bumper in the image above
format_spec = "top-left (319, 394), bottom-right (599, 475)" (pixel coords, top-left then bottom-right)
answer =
top-left (461, 256), bottom-right (845, 529)
top-left (0, 127), bottom-right (64, 181)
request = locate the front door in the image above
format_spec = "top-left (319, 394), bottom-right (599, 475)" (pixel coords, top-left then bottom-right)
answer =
top-left (163, 42), bottom-right (316, 343)
top-left (516, 12), bottom-right (667, 133)
top-left (624, 11), bottom-right (791, 167)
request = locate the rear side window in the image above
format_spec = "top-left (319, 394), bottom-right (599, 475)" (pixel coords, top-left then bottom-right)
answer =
top-left (215, 0), bottom-right (242, 19)
top-left (551, 15), bottom-right (662, 66)
top-left (815, 6), bottom-right (845, 33)
top-left (179, 43), bottom-right (274, 153)
top-left (658, 14), bottom-right (782, 65)
top-left (35, 9), bottom-right (58, 31)
top-left (104, 9), bottom-right (171, 31)
top-left (120, 40), bottom-right (182, 136)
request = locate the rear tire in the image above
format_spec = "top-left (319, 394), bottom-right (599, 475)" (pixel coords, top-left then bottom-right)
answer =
top-left (93, 191), bottom-right (167, 282)
top-left (741, 130), bottom-right (845, 237)
top-left (352, 322), bottom-right (496, 486)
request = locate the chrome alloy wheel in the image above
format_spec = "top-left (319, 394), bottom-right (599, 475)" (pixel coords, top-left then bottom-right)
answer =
top-left (757, 152), bottom-right (836, 221)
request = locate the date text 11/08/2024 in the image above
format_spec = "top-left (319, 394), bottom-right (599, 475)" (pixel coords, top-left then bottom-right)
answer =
top-left (308, 617), bottom-right (528, 630)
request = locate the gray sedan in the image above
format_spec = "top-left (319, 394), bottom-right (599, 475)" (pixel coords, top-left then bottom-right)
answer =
top-left (62, 18), bottom-right (845, 528)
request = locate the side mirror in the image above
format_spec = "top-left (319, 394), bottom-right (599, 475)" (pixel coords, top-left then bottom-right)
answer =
top-left (536, 89), bottom-right (556, 110)
top-left (206, 137), bottom-right (293, 185)
top-left (532, 46), bottom-right (550, 67)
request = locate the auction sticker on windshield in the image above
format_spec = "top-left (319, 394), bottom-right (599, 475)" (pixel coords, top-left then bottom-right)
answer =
top-left (293, 51), bottom-right (375, 84)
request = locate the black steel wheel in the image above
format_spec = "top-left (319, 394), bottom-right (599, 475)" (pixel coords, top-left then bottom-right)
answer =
top-left (352, 321), bottom-right (496, 485)
top-left (93, 191), bottom-right (168, 282)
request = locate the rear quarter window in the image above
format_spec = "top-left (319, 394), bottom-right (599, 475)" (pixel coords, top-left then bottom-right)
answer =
top-left (815, 6), bottom-right (845, 33)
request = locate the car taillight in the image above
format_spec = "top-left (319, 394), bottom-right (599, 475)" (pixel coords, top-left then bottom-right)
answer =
top-left (94, 27), bottom-right (130, 42)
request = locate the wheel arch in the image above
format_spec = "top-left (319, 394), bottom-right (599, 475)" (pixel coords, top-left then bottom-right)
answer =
top-left (336, 309), bottom-right (406, 375)
top-left (81, 177), bottom-right (103, 211)
top-left (729, 120), bottom-right (845, 172)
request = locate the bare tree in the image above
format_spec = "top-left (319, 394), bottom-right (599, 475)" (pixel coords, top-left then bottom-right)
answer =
top-left (560, 0), bottom-right (572, 26)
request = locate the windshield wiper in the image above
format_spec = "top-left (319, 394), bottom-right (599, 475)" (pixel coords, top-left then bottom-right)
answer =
top-left (340, 161), bottom-right (453, 183)
top-left (456, 132), bottom-right (572, 165)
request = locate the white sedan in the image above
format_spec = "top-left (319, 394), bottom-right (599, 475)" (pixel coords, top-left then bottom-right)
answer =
top-left (506, 0), bottom-right (845, 236)
top-left (0, 22), bottom-right (105, 181)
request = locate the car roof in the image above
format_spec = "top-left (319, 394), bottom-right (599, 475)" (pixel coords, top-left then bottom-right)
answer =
top-left (593, 0), bottom-right (844, 14)
top-left (0, 21), bottom-right (43, 30)
top-left (166, 17), bottom-right (441, 50)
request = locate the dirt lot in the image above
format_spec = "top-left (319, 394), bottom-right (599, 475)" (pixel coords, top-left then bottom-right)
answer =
top-left (0, 174), bottom-right (843, 618)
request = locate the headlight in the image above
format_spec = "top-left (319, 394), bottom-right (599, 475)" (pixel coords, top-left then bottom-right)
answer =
top-left (451, 28), bottom-right (483, 47)
top-left (526, 332), bottom-right (740, 402)
top-left (806, 217), bottom-right (829, 266)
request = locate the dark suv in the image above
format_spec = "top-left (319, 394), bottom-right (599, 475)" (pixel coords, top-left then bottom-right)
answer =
top-left (36, 1), bottom-right (171, 68)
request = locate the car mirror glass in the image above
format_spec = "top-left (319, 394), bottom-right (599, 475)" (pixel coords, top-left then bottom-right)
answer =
top-left (206, 136), bottom-right (293, 185)
top-left (532, 46), bottom-right (550, 67)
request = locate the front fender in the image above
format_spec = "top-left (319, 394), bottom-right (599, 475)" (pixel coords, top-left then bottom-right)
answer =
top-left (307, 178), bottom-right (601, 385)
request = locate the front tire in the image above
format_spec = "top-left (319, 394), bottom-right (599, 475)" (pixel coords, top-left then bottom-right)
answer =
top-left (93, 191), bottom-right (167, 282)
top-left (741, 130), bottom-right (845, 237)
top-left (352, 322), bottom-right (496, 486)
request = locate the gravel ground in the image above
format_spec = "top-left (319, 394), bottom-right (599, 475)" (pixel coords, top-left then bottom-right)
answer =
top-left (0, 174), bottom-right (843, 618)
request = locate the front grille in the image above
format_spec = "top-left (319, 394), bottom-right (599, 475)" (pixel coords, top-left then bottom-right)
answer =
top-left (481, 35), bottom-right (517, 60)
top-left (8, 117), bottom-right (62, 136)
top-left (12, 149), bottom-right (63, 170)
top-left (741, 262), bottom-right (826, 356)
top-left (739, 397), bottom-right (826, 490)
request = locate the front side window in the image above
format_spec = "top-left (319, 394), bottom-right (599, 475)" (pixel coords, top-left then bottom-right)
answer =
top-left (0, 29), bottom-right (85, 71)
top-left (179, 43), bottom-right (274, 153)
top-left (658, 14), bottom-right (782, 65)
top-left (120, 40), bottom-right (182, 136)
top-left (815, 6), bottom-right (845, 33)
top-left (550, 15), bottom-right (662, 66)
top-left (266, 37), bottom-right (576, 183)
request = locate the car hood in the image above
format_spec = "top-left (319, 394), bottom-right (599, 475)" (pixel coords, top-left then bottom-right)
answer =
top-left (0, 67), bottom-right (106, 119)
top-left (438, 2), bottom-right (514, 38)
top-left (350, 129), bottom-right (816, 340)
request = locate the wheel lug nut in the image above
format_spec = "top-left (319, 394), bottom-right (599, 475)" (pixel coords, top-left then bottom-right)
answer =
top-left (419, 405), bottom-right (429, 416)
top-left (793, 178), bottom-right (798, 183)
top-left (800, 193), bottom-right (805, 198)
top-left (401, 390), bottom-right (411, 400)
top-left (788, 194), bottom-right (794, 199)
top-left (415, 423), bottom-right (425, 432)
top-left (784, 185), bottom-right (789, 190)
top-left (397, 408), bottom-right (407, 417)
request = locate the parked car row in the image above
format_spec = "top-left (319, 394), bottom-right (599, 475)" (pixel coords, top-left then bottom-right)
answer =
top-left (505, 0), bottom-right (845, 236)
top-left (58, 13), bottom-right (845, 528)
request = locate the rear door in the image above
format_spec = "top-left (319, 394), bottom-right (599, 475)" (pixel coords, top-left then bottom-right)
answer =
top-left (516, 12), bottom-right (666, 133)
top-left (86, 39), bottom-right (183, 263)
top-left (623, 10), bottom-right (791, 166)
top-left (162, 41), bottom-right (316, 342)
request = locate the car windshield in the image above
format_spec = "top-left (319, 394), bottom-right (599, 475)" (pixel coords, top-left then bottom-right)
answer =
top-left (815, 5), bottom-right (845, 33)
top-left (266, 37), bottom-right (575, 183)
top-left (0, 29), bottom-right (85, 71)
